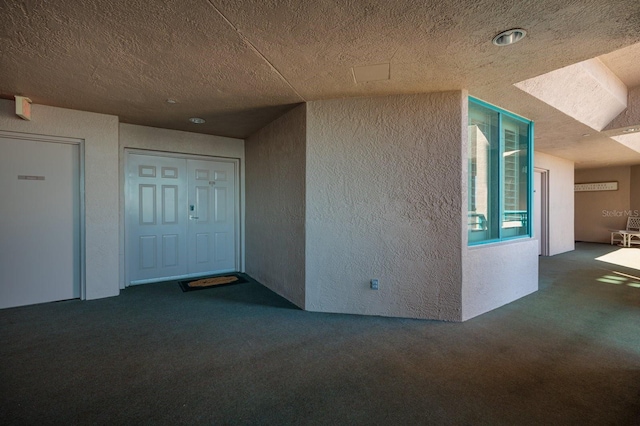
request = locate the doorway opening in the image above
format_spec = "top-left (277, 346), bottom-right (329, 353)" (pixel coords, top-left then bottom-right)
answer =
top-left (534, 168), bottom-right (549, 256)
top-left (124, 149), bottom-right (241, 286)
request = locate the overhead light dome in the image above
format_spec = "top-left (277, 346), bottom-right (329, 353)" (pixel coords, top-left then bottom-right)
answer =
top-left (492, 28), bottom-right (527, 46)
top-left (189, 117), bottom-right (205, 124)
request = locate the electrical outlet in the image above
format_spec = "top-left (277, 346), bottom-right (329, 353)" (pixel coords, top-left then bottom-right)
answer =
top-left (370, 279), bottom-right (379, 290)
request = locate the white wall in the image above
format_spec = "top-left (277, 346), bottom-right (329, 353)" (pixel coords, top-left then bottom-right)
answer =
top-left (244, 105), bottom-right (306, 308)
top-left (0, 100), bottom-right (119, 300)
top-left (305, 92), bottom-right (465, 321)
top-left (535, 151), bottom-right (575, 255)
top-left (119, 123), bottom-right (244, 158)
top-left (118, 123), bottom-right (245, 287)
top-left (462, 240), bottom-right (539, 321)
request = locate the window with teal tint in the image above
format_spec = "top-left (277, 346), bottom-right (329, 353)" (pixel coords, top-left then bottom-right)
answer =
top-left (468, 97), bottom-right (533, 245)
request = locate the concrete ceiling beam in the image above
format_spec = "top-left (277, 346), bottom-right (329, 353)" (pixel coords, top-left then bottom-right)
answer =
top-left (514, 58), bottom-right (628, 132)
top-left (604, 86), bottom-right (640, 134)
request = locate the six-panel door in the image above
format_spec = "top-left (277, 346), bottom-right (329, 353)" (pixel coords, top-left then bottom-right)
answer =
top-left (187, 159), bottom-right (236, 275)
top-left (127, 153), bottom-right (237, 284)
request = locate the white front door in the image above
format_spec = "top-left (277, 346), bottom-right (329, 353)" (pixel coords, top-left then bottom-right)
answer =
top-left (187, 159), bottom-right (237, 275)
top-left (127, 154), bottom-right (189, 282)
top-left (0, 136), bottom-right (80, 309)
top-left (126, 153), bottom-right (238, 284)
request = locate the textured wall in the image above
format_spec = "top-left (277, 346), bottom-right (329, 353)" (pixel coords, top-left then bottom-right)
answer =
top-left (245, 105), bottom-right (306, 308)
top-left (118, 124), bottom-right (245, 288)
top-left (534, 152), bottom-right (575, 255)
top-left (305, 92), bottom-right (464, 321)
top-left (575, 166), bottom-right (632, 242)
top-left (632, 166), bottom-right (640, 214)
top-left (0, 99), bottom-right (119, 300)
top-left (462, 240), bottom-right (539, 321)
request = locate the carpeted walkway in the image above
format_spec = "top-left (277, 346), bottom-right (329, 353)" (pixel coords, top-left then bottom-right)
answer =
top-left (1, 243), bottom-right (639, 425)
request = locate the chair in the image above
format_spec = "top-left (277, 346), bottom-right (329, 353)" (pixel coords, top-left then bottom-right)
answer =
top-left (626, 216), bottom-right (640, 247)
top-left (611, 216), bottom-right (640, 247)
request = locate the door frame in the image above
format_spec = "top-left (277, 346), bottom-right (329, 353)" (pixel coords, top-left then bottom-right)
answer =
top-left (534, 168), bottom-right (549, 256)
top-left (123, 148), bottom-right (242, 287)
top-left (0, 130), bottom-right (86, 299)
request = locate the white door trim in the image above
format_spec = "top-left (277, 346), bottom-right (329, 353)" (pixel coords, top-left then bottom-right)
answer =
top-left (123, 148), bottom-right (242, 287)
top-left (534, 168), bottom-right (549, 256)
top-left (0, 130), bottom-right (86, 300)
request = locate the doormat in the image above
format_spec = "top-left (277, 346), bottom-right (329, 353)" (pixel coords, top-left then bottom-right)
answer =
top-left (178, 274), bottom-right (248, 292)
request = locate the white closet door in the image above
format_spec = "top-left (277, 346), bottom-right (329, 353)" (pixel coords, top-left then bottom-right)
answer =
top-left (0, 137), bottom-right (80, 309)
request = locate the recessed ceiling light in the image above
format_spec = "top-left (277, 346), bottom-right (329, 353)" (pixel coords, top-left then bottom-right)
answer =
top-left (582, 133), bottom-right (590, 137)
top-left (189, 117), bottom-right (205, 124)
top-left (166, 98), bottom-right (177, 104)
top-left (623, 127), bottom-right (639, 133)
top-left (492, 28), bottom-right (527, 46)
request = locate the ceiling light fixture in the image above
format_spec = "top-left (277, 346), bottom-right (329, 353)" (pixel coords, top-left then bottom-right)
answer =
top-left (492, 28), bottom-right (527, 46)
top-left (189, 117), bottom-right (205, 124)
top-left (166, 98), bottom-right (177, 104)
top-left (623, 127), bottom-right (639, 133)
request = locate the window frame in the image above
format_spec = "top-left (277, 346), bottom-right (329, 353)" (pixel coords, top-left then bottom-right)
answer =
top-left (468, 96), bottom-right (535, 246)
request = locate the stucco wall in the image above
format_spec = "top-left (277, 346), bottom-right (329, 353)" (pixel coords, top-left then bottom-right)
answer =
top-left (535, 151), bottom-right (575, 255)
top-left (0, 99), bottom-right (119, 300)
top-left (244, 105), bottom-right (306, 308)
top-left (462, 239), bottom-right (539, 321)
top-left (631, 165), bottom-right (640, 213)
top-left (305, 92), bottom-right (464, 321)
top-left (118, 123), bottom-right (245, 288)
top-left (575, 166), bottom-right (632, 242)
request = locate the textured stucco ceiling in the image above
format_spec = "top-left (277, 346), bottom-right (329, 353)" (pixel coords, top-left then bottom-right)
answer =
top-left (1, 0), bottom-right (640, 166)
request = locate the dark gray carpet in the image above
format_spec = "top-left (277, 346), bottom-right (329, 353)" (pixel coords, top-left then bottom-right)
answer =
top-left (1, 243), bottom-right (639, 425)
